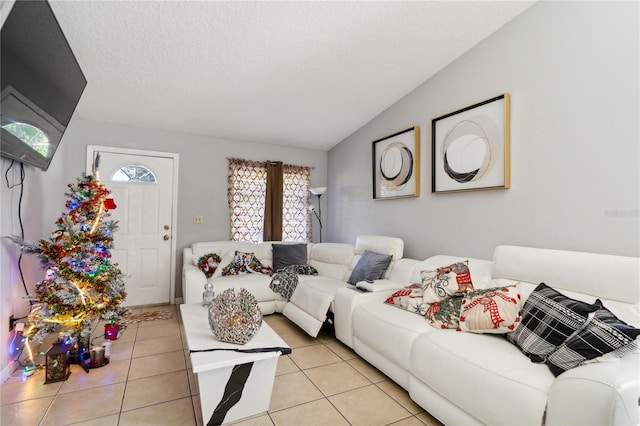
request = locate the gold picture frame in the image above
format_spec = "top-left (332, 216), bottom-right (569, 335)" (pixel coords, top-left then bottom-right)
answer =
top-left (372, 126), bottom-right (420, 200)
top-left (432, 94), bottom-right (510, 193)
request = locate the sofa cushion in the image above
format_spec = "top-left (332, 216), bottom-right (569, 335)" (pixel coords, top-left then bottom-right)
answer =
top-left (309, 243), bottom-right (355, 280)
top-left (458, 284), bottom-right (522, 334)
top-left (354, 300), bottom-right (433, 371)
top-left (196, 253), bottom-right (222, 278)
top-left (546, 300), bottom-right (640, 376)
top-left (421, 261), bottom-right (475, 304)
top-left (210, 273), bottom-right (282, 303)
top-left (347, 250), bottom-right (393, 285)
top-left (272, 243), bottom-right (308, 271)
top-left (384, 284), bottom-right (429, 315)
top-left (507, 283), bottom-right (600, 363)
top-left (426, 296), bottom-right (463, 330)
top-left (410, 330), bottom-right (553, 426)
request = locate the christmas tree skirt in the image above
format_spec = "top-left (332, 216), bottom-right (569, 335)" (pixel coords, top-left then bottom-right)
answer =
top-left (121, 310), bottom-right (173, 324)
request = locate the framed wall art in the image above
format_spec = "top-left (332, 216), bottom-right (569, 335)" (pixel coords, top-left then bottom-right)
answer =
top-left (372, 126), bottom-right (420, 200)
top-left (432, 94), bottom-right (510, 193)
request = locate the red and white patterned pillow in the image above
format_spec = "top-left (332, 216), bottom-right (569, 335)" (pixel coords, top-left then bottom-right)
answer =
top-left (421, 261), bottom-right (475, 304)
top-left (458, 284), bottom-right (522, 334)
top-left (384, 284), bottom-right (429, 315)
top-left (426, 296), bottom-right (463, 330)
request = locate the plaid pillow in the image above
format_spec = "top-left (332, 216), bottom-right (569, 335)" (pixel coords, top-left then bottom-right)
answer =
top-left (546, 300), bottom-right (640, 376)
top-left (507, 283), bottom-right (599, 363)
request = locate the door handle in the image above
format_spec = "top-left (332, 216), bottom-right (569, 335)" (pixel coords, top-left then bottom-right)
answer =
top-left (163, 235), bottom-right (170, 241)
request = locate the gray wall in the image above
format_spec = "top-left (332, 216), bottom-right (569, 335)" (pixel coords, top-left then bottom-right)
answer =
top-left (61, 119), bottom-right (329, 298)
top-left (0, 119), bottom-right (327, 330)
top-left (327, 1), bottom-right (639, 260)
top-left (1, 120), bottom-right (327, 374)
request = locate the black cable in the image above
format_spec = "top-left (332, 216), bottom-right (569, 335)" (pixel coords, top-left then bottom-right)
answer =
top-left (4, 161), bottom-right (32, 304)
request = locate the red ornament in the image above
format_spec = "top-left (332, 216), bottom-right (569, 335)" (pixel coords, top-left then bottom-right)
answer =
top-left (103, 198), bottom-right (117, 210)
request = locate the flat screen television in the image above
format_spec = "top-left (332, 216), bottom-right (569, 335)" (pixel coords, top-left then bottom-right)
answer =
top-left (1, 0), bottom-right (86, 171)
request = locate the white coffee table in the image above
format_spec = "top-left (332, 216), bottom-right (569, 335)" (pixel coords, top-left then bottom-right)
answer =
top-left (180, 303), bottom-right (290, 425)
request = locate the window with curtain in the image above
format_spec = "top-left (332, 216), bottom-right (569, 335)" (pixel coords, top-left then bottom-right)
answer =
top-left (228, 158), bottom-right (312, 243)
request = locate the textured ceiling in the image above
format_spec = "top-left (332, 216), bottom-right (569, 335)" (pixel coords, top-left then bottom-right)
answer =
top-left (49, 1), bottom-right (534, 151)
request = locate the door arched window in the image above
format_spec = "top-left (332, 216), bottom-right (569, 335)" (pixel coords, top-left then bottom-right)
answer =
top-left (111, 165), bottom-right (157, 183)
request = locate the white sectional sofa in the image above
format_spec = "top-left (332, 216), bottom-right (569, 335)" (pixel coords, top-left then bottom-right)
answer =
top-left (183, 240), bottom-right (639, 425)
top-left (334, 245), bottom-right (640, 426)
top-left (181, 235), bottom-right (404, 335)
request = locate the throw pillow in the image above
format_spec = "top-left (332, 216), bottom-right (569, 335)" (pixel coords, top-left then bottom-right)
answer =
top-left (458, 284), bottom-right (521, 334)
top-left (347, 250), bottom-right (393, 285)
top-left (272, 243), bottom-right (307, 271)
top-left (421, 261), bottom-right (474, 304)
top-left (384, 284), bottom-right (429, 315)
top-left (506, 283), bottom-right (600, 363)
top-left (546, 300), bottom-right (640, 376)
top-left (426, 296), bottom-right (463, 329)
top-left (197, 253), bottom-right (222, 278)
top-left (221, 251), bottom-right (259, 276)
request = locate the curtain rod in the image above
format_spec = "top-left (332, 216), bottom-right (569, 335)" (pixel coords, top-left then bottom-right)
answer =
top-left (226, 157), bottom-right (315, 170)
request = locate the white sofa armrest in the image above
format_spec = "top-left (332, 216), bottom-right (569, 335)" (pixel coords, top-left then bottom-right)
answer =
top-left (545, 353), bottom-right (640, 426)
top-left (354, 280), bottom-right (404, 293)
top-left (182, 263), bottom-right (206, 304)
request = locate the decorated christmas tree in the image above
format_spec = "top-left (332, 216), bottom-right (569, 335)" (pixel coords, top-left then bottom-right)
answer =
top-left (15, 157), bottom-right (126, 349)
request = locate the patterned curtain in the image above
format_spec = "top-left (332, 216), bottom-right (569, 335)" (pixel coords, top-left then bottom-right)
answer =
top-left (228, 159), bottom-right (312, 243)
top-left (283, 164), bottom-right (312, 242)
top-left (228, 159), bottom-right (267, 243)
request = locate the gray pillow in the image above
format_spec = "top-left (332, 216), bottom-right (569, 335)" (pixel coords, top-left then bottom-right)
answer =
top-left (347, 250), bottom-right (393, 285)
top-left (272, 243), bottom-right (308, 271)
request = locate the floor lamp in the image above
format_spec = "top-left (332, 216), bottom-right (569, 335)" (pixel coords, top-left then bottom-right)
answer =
top-left (309, 187), bottom-right (326, 242)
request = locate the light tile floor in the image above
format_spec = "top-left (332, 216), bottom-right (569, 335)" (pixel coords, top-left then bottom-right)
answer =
top-left (0, 304), bottom-right (443, 426)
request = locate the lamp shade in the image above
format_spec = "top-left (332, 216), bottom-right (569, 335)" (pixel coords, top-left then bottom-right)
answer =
top-left (309, 187), bottom-right (327, 196)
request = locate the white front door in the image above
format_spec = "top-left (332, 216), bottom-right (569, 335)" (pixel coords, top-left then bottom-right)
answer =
top-left (86, 146), bottom-right (178, 307)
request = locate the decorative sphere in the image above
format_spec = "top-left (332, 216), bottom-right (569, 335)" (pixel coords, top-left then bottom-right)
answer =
top-left (208, 288), bottom-right (262, 344)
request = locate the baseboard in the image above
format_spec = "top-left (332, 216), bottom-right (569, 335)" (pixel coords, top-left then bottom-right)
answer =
top-left (1, 360), bottom-right (18, 384)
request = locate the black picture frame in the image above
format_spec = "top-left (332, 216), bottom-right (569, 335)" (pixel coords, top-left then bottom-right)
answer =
top-left (432, 94), bottom-right (510, 193)
top-left (372, 126), bottom-right (420, 200)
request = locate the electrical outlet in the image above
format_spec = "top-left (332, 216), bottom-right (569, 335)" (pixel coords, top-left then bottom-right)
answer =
top-left (193, 215), bottom-right (203, 224)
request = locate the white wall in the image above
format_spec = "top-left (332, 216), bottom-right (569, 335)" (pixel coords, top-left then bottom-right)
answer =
top-left (327, 1), bottom-right (639, 260)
